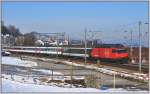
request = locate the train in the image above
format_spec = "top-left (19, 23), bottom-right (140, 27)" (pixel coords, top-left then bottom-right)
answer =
top-left (3, 44), bottom-right (129, 63)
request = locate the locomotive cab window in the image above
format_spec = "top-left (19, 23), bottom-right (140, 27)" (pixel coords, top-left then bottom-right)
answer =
top-left (112, 49), bottom-right (127, 53)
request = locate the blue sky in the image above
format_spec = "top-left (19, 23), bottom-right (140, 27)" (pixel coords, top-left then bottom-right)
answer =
top-left (2, 2), bottom-right (149, 46)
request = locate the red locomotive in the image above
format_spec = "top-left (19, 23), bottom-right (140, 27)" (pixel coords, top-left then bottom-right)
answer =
top-left (91, 44), bottom-right (129, 62)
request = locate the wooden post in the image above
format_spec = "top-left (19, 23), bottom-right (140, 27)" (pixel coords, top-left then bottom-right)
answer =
top-left (113, 72), bottom-right (116, 89)
top-left (52, 69), bottom-right (53, 81)
top-left (97, 59), bottom-right (100, 66)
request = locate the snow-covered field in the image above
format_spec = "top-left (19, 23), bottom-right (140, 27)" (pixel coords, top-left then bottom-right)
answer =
top-left (2, 56), bottom-right (98, 92)
top-left (2, 78), bottom-right (101, 92)
top-left (2, 56), bottom-right (37, 67)
top-left (1, 56), bottom-right (148, 92)
top-left (3, 78), bottom-right (148, 92)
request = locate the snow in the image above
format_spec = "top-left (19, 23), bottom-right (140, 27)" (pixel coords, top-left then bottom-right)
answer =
top-left (2, 78), bottom-right (101, 92)
top-left (2, 74), bottom-right (35, 84)
top-left (32, 69), bottom-right (63, 75)
top-left (3, 78), bottom-right (148, 92)
top-left (2, 71), bottom-right (135, 92)
top-left (72, 76), bottom-right (85, 80)
top-left (2, 57), bottom-right (37, 67)
top-left (4, 51), bottom-right (11, 55)
top-left (2, 56), bottom-right (148, 92)
top-left (32, 69), bottom-right (65, 81)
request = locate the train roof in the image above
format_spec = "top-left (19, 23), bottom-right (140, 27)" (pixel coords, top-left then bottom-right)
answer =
top-left (3, 44), bottom-right (124, 48)
top-left (94, 44), bottom-right (124, 48)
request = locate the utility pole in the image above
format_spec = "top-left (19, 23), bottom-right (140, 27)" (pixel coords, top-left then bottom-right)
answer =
top-left (130, 30), bottom-right (133, 62)
top-left (67, 34), bottom-right (72, 88)
top-left (84, 28), bottom-right (87, 65)
top-left (56, 34), bottom-right (59, 59)
top-left (90, 30), bottom-right (94, 47)
top-left (89, 30), bottom-right (102, 48)
top-left (68, 34), bottom-right (71, 56)
top-left (139, 21), bottom-right (142, 72)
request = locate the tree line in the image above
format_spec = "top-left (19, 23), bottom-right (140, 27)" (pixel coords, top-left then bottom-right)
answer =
top-left (1, 22), bottom-right (36, 46)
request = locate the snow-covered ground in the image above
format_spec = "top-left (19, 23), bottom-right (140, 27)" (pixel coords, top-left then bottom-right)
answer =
top-left (3, 78), bottom-right (148, 92)
top-left (32, 68), bottom-right (63, 75)
top-left (2, 78), bottom-right (101, 92)
top-left (2, 56), bottom-right (37, 67)
top-left (1, 56), bottom-right (148, 92)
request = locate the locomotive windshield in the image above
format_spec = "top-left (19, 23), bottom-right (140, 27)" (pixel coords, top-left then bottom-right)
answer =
top-left (112, 49), bottom-right (127, 53)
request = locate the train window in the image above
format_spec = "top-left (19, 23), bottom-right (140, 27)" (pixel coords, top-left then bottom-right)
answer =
top-left (112, 49), bottom-right (127, 53)
top-left (64, 48), bottom-right (91, 54)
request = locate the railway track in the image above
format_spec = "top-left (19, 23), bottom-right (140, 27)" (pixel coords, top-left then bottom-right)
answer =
top-left (98, 63), bottom-right (148, 73)
top-left (68, 58), bottom-right (149, 73)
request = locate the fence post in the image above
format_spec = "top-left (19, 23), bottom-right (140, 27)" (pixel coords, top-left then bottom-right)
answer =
top-left (113, 72), bottom-right (116, 89)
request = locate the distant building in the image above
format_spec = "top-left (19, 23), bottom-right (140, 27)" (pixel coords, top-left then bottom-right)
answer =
top-left (70, 40), bottom-right (83, 45)
top-left (15, 36), bottom-right (24, 46)
top-left (30, 32), bottom-right (70, 46)
top-left (2, 34), bottom-right (15, 46)
top-left (35, 40), bottom-right (44, 46)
